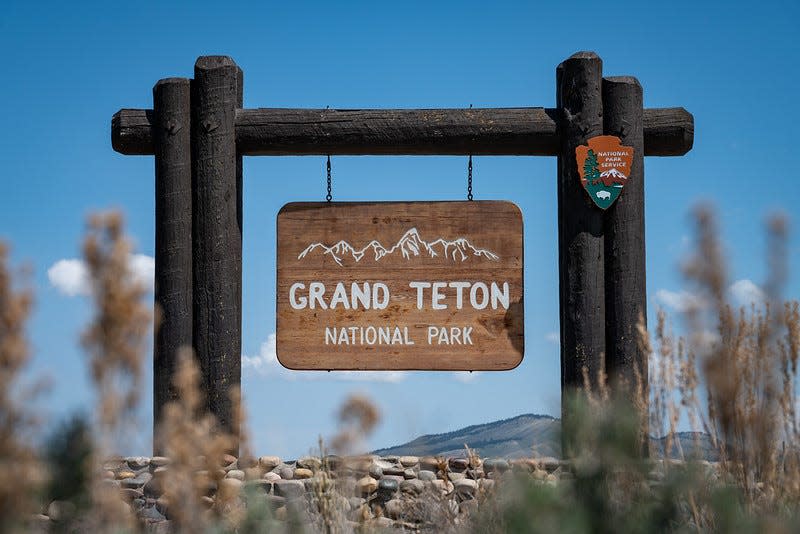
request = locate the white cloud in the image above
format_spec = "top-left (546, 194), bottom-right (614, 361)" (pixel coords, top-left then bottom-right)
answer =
top-left (242, 333), bottom-right (407, 383)
top-left (452, 371), bottom-right (480, 383)
top-left (47, 259), bottom-right (89, 296)
top-left (545, 331), bottom-right (560, 345)
top-left (653, 289), bottom-right (706, 313)
top-left (729, 279), bottom-right (765, 307)
top-left (48, 254), bottom-right (155, 297)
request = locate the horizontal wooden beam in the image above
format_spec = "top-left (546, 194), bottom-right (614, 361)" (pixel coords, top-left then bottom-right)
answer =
top-left (112, 106), bottom-right (693, 157)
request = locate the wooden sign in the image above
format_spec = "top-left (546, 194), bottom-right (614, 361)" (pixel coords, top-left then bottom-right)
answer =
top-left (276, 201), bottom-right (524, 371)
top-left (576, 135), bottom-right (634, 209)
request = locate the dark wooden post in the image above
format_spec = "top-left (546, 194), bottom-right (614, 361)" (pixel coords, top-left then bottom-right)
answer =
top-left (152, 78), bottom-right (192, 452)
top-left (557, 52), bottom-right (606, 456)
top-left (192, 56), bottom-right (242, 449)
top-left (603, 76), bottom-right (648, 450)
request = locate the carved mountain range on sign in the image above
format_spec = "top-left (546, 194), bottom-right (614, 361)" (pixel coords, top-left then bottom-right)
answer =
top-left (298, 227), bottom-right (500, 267)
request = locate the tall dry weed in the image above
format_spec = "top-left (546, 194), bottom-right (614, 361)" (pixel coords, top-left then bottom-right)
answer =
top-left (0, 243), bottom-right (44, 531)
top-left (155, 348), bottom-right (238, 531)
top-left (80, 211), bottom-right (151, 529)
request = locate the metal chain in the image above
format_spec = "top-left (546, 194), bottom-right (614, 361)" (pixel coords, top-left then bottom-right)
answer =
top-left (467, 103), bottom-right (474, 201)
top-left (467, 154), bottom-right (473, 201)
top-left (326, 155), bottom-right (332, 202)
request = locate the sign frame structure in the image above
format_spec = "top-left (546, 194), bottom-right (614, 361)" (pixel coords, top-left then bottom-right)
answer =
top-left (276, 200), bottom-right (524, 371)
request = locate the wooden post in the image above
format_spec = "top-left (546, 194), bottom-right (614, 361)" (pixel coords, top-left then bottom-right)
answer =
top-left (152, 78), bottom-right (192, 452)
top-left (192, 56), bottom-right (242, 449)
top-left (603, 76), bottom-right (648, 450)
top-left (557, 52), bottom-right (606, 456)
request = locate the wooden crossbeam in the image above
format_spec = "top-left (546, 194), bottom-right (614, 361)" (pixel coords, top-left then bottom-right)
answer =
top-left (112, 106), bottom-right (693, 157)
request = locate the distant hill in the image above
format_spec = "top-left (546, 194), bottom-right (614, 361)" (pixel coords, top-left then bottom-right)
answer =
top-left (374, 414), bottom-right (560, 459)
top-left (373, 414), bottom-right (716, 460)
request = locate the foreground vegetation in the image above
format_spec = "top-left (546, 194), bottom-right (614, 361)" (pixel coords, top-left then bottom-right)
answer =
top-left (0, 206), bottom-right (797, 533)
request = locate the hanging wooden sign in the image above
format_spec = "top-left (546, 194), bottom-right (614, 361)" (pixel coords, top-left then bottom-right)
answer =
top-left (276, 201), bottom-right (524, 371)
top-left (576, 135), bottom-right (634, 209)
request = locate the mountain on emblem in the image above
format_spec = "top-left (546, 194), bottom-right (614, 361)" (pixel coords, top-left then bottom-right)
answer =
top-left (575, 135), bottom-right (634, 209)
top-left (298, 227), bottom-right (499, 267)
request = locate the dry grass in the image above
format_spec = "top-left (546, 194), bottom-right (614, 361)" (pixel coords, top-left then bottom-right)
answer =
top-left (0, 203), bottom-right (798, 533)
top-left (648, 207), bottom-right (800, 518)
top-left (0, 243), bottom-right (45, 532)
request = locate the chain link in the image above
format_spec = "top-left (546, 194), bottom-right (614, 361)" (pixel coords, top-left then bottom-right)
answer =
top-left (326, 155), bottom-right (332, 202)
top-left (467, 154), bottom-right (473, 201)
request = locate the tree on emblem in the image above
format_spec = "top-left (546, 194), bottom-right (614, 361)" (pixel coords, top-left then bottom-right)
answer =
top-left (584, 149), bottom-right (600, 185)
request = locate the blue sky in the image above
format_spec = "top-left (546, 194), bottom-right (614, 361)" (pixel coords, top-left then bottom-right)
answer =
top-left (1, 0), bottom-right (798, 458)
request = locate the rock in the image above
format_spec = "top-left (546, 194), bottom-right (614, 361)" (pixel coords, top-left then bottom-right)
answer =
top-left (454, 478), bottom-right (477, 498)
top-left (418, 470), bottom-right (436, 481)
top-left (259, 456), bottom-right (281, 469)
top-left (263, 471), bottom-right (281, 482)
top-left (368, 463), bottom-right (383, 479)
top-left (126, 456), bottom-right (150, 470)
top-left (47, 500), bottom-right (76, 521)
top-left (150, 456), bottom-right (170, 467)
top-left (103, 470), bottom-right (115, 479)
top-left (377, 478), bottom-right (399, 497)
top-left (403, 469), bottom-right (417, 479)
top-left (532, 468), bottom-right (547, 480)
top-left (431, 479), bottom-right (454, 495)
top-left (116, 470), bottom-right (136, 480)
top-left (200, 496), bottom-right (214, 509)
top-left (357, 476), bottom-right (378, 495)
top-left (278, 466), bottom-right (294, 480)
top-left (449, 458), bottom-right (469, 471)
top-left (226, 469), bottom-right (246, 481)
top-left (274, 480), bottom-right (305, 499)
top-left (382, 467), bottom-right (405, 476)
top-left (384, 498), bottom-right (404, 519)
top-left (449, 472), bottom-right (466, 482)
top-left (400, 479), bottom-right (424, 496)
top-left (466, 469), bottom-right (484, 480)
top-left (479, 479), bottom-right (495, 492)
top-left (399, 456), bottom-right (419, 467)
top-left (297, 456), bottom-right (321, 471)
top-left (121, 477), bottom-right (146, 489)
top-left (222, 454), bottom-right (237, 467)
top-left (419, 457), bottom-right (438, 471)
top-left (294, 468), bottom-right (313, 479)
top-left (371, 516), bottom-right (394, 529)
top-left (483, 458), bottom-right (509, 473)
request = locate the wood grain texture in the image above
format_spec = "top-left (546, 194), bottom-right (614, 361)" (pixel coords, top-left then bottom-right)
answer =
top-left (556, 53), bottom-right (606, 441)
top-left (152, 78), bottom-right (192, 450)
top-left (191, 56), bottom-right (241, 442)
top-left (276, 201), bottom-right (523, 371)
top-left (111, 107), bottom-right (693, 157)
top-left (602, 77), bottom-right (648, 394)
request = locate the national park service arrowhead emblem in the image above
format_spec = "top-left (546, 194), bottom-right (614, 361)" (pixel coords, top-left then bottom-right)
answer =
top-left (576, 135), bottom-right (634, 209)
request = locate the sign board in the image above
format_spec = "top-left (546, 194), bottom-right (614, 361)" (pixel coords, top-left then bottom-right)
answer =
top-left (576, 135), bottom-right (634, 209)
top-left (276, 201), bottom-right (524, 370)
